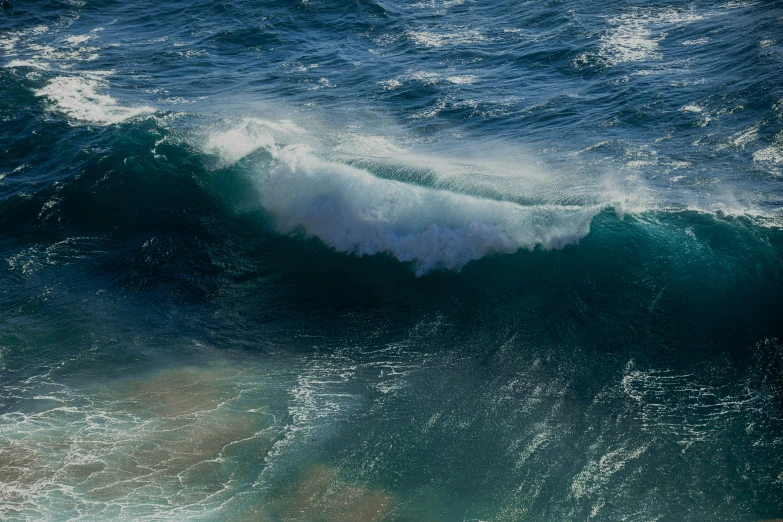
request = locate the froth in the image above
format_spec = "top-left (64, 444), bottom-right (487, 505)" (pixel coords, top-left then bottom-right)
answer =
top-left (202, 118), bottom-right (305, 167)
top-left (260, 147), bottom-right (601, 274)
top-left (206, 126), bottom-right (275, 167)
top-left (406, 29), bottom-right (486, 48)
top-left (600, 15), bottom-right (662, 65)
top-left (34, 76), bottom-right (154, 125)
top-left (598, 8), bottom-right (707, 66)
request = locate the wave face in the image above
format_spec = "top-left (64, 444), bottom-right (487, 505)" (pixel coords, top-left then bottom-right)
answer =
top-left (2, 0), bottom-right (783, 521)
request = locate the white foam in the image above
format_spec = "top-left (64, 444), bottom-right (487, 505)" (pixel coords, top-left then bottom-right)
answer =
top-left (446, 75), bottom-right (477, 85)
top-left (655, 10), bottom-right (705, 24)
top-left (202, 118), bottom-right (305, 167)
top-left (681, 104), bottom-right (703, 113)
top-left (206, 128), bottom-right (274, 167)
top-left (600, 15), bottom-right (661, 65)
top-left (259, 146), bottom-right (601, 274)
top-left (378, 79), bottom-right (402, 91)
top-left (0, 36), bottom-right (19, 53)
top-left (408, 70), bottom-right (441, 85)
top-left (599, 8), bottom-right (706, 65)
top-left (410, 0), bottom-right (466, 9)
top-left (753, 146), bottom-right (783, 165)
top-left (333, 134), bottom-right (406, 156)
top-left (34, 76), bottom-right (154, 125)
top-left (730, 124), bottom-right (759, 148)
top-left (5, 60), bottom-right (50, 70)
top-left (331, 132), bottom-right (614, 207)
top-left (64, 34), bottom-right (91, 46)
top-left (27, 41), bottom-right (100, 62)
top-left (27, 25), bottom-right (49, 36)
top-left (571, 444), bottom-right (649, 499)
top-left (376, 70), bottom-right (483, 95)
top-left (411, 99), bottom-right (447, 119)
top-left (406, 29), bottom-right (486, 48)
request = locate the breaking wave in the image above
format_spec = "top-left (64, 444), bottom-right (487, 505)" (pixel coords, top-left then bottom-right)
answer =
top-left (259, 146), bottom-right (601, 274)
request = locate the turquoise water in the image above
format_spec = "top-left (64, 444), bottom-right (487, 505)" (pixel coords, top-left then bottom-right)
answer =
top-left (1, 0), bottom-right (783, 520)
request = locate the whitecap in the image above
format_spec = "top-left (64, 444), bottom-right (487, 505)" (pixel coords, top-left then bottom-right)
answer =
top-left (407, 70), bottom-right (441, 85)
top-left (205, 127), bottom-right (275, 167)
top-left (406, 28), bottom-right (486, 48)
top-left (446, 75), bottom-right (477, 85)
top-left (753, 146), bottom-right (783, 165)
top-left (682, 37), bottom-right (709, 46)
top-left (378, 79), bottom-right (402, 91)
top-left (0, 36), bottom-right (19, 53)
top-left (4, 60), bottom-right (50, 70)
top-left (200, 118), bottom-right (305, 167)
top-left (64, 34), bottom-right (91, 46)
top-left (681, 104), bottom-right (703, 113)
top-left (599, 8), bottom-right (706, 66)
top-left (259, 145), bottom-right (601, 274)
top-left (34, 76), bottom-right (155, 125)
top-left (333, 135), bottom-right (406, 157)
top-left (599, 16), bottom-right (661, 65)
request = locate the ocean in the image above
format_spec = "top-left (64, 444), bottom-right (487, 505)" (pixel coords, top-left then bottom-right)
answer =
top-left (1, 0), bottom-right (782, 520)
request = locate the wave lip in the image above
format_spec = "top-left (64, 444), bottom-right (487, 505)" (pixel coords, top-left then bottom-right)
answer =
top-left (260, 148), bottom-right (602, 275)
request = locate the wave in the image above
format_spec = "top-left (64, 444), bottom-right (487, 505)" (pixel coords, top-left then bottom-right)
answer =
top-left (182, 119), bottom-right (781, 275)
top-left (4, 91), bottom-right (779, 279)
top-left (192, 123), bottom-right (607, 275)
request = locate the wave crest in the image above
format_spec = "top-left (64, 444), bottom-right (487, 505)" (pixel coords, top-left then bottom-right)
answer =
top-left (260, 147), bottom-right (601, 274)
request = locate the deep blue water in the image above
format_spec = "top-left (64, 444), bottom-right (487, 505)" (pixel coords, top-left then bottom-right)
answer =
top-left (1, 0), bottom-right (783, 520)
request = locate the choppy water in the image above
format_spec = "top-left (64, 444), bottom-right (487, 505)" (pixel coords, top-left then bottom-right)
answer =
top-left (1, 0), bottom-right (783, 520)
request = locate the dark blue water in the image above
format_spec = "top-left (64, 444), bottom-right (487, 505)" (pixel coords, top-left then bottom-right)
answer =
top-left (1, 0), bottom-right (783, 520)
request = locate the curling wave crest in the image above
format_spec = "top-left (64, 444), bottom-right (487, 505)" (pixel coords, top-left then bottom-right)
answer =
top-left (258, 145), bottom-right (602, 274)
